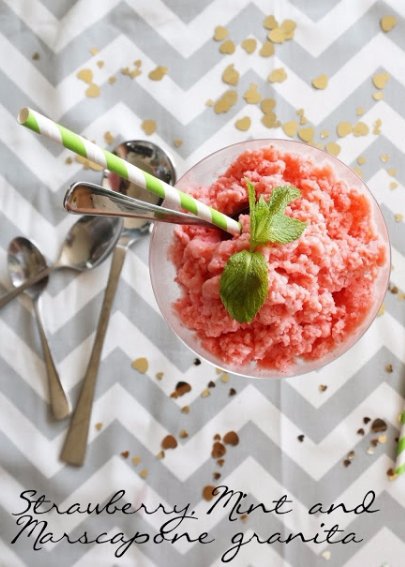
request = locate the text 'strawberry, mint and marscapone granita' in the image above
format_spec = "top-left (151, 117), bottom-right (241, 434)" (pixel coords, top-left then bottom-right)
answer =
top-left (168, 144), bottom-right (388, 374)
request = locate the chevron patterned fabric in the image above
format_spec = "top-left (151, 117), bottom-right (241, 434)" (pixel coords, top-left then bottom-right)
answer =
top-left (1, 1), bottom-right (405, 566)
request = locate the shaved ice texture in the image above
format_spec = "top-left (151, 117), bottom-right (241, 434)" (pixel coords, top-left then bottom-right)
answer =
top-left (169, 145), bottom-right (387, 373)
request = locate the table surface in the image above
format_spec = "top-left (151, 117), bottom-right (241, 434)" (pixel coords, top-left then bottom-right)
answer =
top-left (0, 1), bottom-right (405, 566)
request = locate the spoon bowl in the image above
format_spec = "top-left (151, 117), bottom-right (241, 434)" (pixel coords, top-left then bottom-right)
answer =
top-left (0, 215), bottom-right (123, 309)
top-left (8, 237), bottom-right (71, 420)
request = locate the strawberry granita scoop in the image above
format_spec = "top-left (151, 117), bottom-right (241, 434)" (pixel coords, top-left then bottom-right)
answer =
top-left (168, 145), bottom-right (388, 374)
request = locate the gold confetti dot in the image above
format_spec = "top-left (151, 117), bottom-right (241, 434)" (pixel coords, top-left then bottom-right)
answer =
top-left (336, 121), bottom-right (352, 137)
top-left (75, 155), bottom-right (103, 171)
top-left (297, 127), bottom-right (314, 143)
top-left (373, 118), bottom-right (382, 135)
top-left (243, 83), bottom-right (261, 104)
top-left (380, 15), bottom-right (397, 33)
top-left (235, 116), bottom-right (251, 131)
top-left (380, 153), bottom-right (390, 163)
top-left (325, 141), bottom-right (341, 156)
top-left (377, 303), bottom-right (385, 316)
top-left (139, 468), bottom-right (149, 479)
top-left (95, 422), bottom-right (103, 431)
top-left (213, 26), bottom-right (229, 41)
top-left (268, 28), bottom-right (286, 43)
top-left (148, 66), bottom-right (168, 81)
top-left (241, 38), bottom-right (257, 54)
top-left (373, 91), bottom-right (384, 101)
top-left (394, 213), bottom-right (403, 223)
top-left (222, 64), bottom-right (239, 86)
top-left (372, 72), bottom-right (390, 89)
top-left (219, 39), bottom-right (236, 55)
top-left (387, 167), bottom-right (397, 177)
top-left (320, 130), bottom-right (329, 139)
top-left (96, 60), bottom-right (104, 69)
top-left (77, 68), bottom-right (93, 84)
top-left (162, 434), bottom-right (178, 449)
top-left (131, 357), bottom-right (149, 373)
top-left (356, 106), bottom-right (365, 116)
top-left (32, 52), bottom-right (40, 60)
top-left (311, 74), bottom-right (328, 90)
top-left (259, 40), bottom-right (275, 57)
top-left (389, 181), bottom-right (398, 190)
top-left (201, 388), bottom-right (211, 398)
top-left (141, 119), bottom-right (156, 135)
top-left (85, 83), bottom-right (100, 97)
top-left (179, 429), bottom-right (189, 439)
top-left (103, 131), bottom-right (115, 145)
top-left (219, 372), bottom-right (229, 383)
top-left (173, 139), bottom-right (183, 148)
top-left (268, 68), bottom-right (287, 83)
top-left (263, 15), bottom-right (278, 30)
top-left (260, 98), bottom-right (276, 113)
top-left (353, 166), bottom-right (363, 178)
top-left (155, 371), bottom-right (164, 380)
top-left (282, 120), bottom-right (298, 137)
top-left (280, 19), bottom-right (296, 39)
top-left (131, 455), bottom-right (141, 465)
top-left (65, 157), bottom-right (73, 165)
top-left (108, 76), bottom-right (116, 85)
top-left (357, 155), bottom-right (366, 165)
top-left (296, 108), bottom-right (308, 125)
top-left (261, 112), bottom-right (279, 128)
top-left (89, 47), bottom-right (99, 56)
top-left (129, 67), bottom-right (142, 79)
top-left (156, 450), bottom-right (165, 460)
top-left (181, 405), bottom-right (190, 414)
top-left (352, 122), bottom-right (369, 136)
top-left (213, 90), bottom-right (238, 113)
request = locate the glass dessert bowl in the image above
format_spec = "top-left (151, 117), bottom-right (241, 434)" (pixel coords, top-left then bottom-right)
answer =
top-left (149, 139), bottom-right (390, 379)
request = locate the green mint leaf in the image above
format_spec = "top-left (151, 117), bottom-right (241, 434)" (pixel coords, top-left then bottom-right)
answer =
top-left (268, 214), bottom-right (307, 244)
top-left (267, 185), bottom-right (302, 216)
top-left (220, 249), bottom-right (268, 323)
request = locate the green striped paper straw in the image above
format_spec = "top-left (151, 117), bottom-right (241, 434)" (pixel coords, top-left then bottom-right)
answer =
top-left (17, 107), bottom-right (241, 236)
top-left (394, 410), bottom-right (405, 477)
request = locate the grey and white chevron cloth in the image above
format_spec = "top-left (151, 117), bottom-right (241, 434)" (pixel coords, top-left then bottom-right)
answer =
top-left (0, 1), bottom-right (404, 566)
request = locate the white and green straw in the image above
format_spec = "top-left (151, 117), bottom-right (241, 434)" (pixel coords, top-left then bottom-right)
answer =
top-left (394, 409), bottom-right (405, 477)
top-left (17, 107), bottom-right (241, 236)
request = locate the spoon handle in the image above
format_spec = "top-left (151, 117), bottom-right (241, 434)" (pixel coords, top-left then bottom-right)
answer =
top-left (0, 266), bottom-right (53, 309)
top-left (33, 301), bottom-right (71, 420)
top-left (60, 244), bottom-right (127, 466)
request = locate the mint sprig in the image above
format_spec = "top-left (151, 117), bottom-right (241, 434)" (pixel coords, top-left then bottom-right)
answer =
top-left (219, 180), bottom-right (307, 323)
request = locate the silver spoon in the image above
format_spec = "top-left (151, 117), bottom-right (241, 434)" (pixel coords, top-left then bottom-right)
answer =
top-left (0, 215), bottom-right (123, 309)
top-left (63, 181), bottom-right (212, 227)
top-left (60, 140), bottom-right (176, 466)
top-left (8, 237), bottom-right (71, 420)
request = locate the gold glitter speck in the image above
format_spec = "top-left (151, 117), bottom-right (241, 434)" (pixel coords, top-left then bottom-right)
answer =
top-left (389, 181), bottom-right (398, 190)
top-left (372, 72), bottom-right (390, 89)
top-left (260, 98), bottom-right (276, 113)
top-left (214, 90), bottom-right (238, 113)
top-left (222, 64), bottom-right (239, 86)
top-left (96, 60), bottom-right (104, 69)
top-left (336, 121), bottom-right (352, 137)
top-left (297, 127), bottom-right (314, 143)
top-left (268, 28), bottom-right (286, 43)
top-left (268, 68), bottom-right (287, 83)
top-left (380, 15), bottom-right (397, 33)
top-left (320, 130), bottom-right (329, 139)
top-left (213, 26), bottom-right (229, 41)
top-left (235, 117), bottom-right (251, 131)
top-left (357, 155), bottom-right (366, 165)
top-left (325, 142), bottom-right (341, 156)
top-left (89, 47), bottom-right (99, 56)
top-left (77, 69), bottom-right (93, 84)
top-left (103, 131), bottom-right (115, 145)
top-left (311, 74), bottom-right (328, 90)
top-left (95, 422), bottom-right (103, 431)
top-left (263, 15), bottom-right (278, 30)
top-left (148, 66), bottom-right (168, 81)
top-left (241, 38), bottom-right (257, 54)
top-left (219, 40), bottom-right (236, 55)
top-left (243, 83), bottom-right (261, 104)
top-left (356, 107), bottom-right (365, 116)
top-left (353, 122), bottom-right (369, 136)
top-left (259, 41), bottom-right (275, 57)
top-left (139, 468), bottom-right (149, 479)
top-left (131, 357), bottom-right (149, 373)
top-left (377, 304), bottom-right (385, 316)
top-left (373, 91), bottom-right (384, 101)
top-left (131, 455), bottom-right (141, 465)
top-left (108, 76), bottom-right (116, 85)
top-left (261, 112), bottom-right (279, 128)
top-left (141, 120), bottom-right (156, 135)
top-left (387, 167), bottom-right (397, 177)
top-left (173, 138), bottom-right (183, 148)
top-left (282, 121), bottom-right (298, 138)
top-left (394, 213), bottom-right (403, 223)
top-left (85, 83), bottom-right (100, 98)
